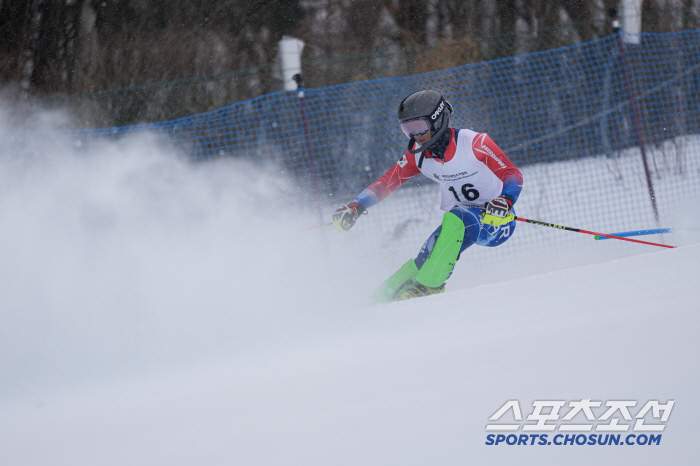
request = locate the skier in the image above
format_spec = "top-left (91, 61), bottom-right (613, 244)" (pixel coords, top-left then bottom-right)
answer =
top-left (332, 89), bottom-right (524, 301)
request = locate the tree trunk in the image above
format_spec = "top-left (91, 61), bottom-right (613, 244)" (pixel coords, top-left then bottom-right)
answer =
top-left (73, 0), bottom-right (99, 93)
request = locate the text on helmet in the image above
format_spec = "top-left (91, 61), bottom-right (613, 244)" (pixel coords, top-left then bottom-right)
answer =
top-left (431, 101), bottom-right (445, 120)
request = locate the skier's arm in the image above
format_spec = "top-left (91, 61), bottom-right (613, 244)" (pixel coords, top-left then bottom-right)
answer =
top-left (354, 152), bottom-right (421, 209)
top-left (471, 133), bottom-right (523, 205)
top-left (332, 152), bottom-right (420, 232)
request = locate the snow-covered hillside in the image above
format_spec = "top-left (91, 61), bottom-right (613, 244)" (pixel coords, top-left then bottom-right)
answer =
top-left (0, 125), bottom-right (698, 465)
top-left (2, 243), bottom-right (698, 466)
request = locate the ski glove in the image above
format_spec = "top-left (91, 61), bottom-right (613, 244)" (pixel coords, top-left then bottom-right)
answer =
top-left (482, 195), bottom-right (515, 226)
top-left (332, 202), bottom-right (366, 232)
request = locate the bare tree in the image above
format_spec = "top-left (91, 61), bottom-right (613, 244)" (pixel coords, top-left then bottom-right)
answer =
top-left (384, 0), bottom-right (428, 46)
top-left (1, 0), bottom-right (304, 96)
top-left (3, 0), bottom-right (699, 115)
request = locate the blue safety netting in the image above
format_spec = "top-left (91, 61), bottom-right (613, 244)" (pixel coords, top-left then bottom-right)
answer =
top-left (35, 30), bottom-right (700, 251)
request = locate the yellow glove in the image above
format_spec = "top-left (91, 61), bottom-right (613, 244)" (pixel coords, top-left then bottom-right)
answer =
top-left (481, 196), bottom-right (515, 226)
top-left (332, 202), bottom-right (366, 232)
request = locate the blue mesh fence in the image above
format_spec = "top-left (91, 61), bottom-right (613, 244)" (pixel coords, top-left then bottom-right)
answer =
top-left (21, 30), bottom-right (700, 255)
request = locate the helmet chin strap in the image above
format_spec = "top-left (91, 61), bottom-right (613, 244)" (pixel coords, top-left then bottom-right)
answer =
top-left (407, 122), bottom-right (449, 155)
top-left (408, 123), bottom-right (450, 169)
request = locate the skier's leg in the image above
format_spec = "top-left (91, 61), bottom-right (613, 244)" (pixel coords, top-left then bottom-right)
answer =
top-left (373, 212), bottom-right (465, 302)
top-left (414, 211), bottom-right (465, 287)
top-left (399, 208), bottom-right (516, 300)
top-left (449, 207), bottom-right (517, 247)
top-left (481, 211), bottom-right (516, 247)
top-left (396, 212), bottom-right (465, 300)
top-left (371, 258), bottom-right (419, 303)
top-left (374, 208), bottom-right (517, 302)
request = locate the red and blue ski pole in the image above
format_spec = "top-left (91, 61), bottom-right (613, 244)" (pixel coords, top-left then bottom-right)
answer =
top-left (297, 222), bottom-right (332, 232)
top-left (515, 217), bottom-right (676, 249)
top-left (593, 228), bottom-right (673, 240)
top-left (299, 217), bottom-right (677, 248)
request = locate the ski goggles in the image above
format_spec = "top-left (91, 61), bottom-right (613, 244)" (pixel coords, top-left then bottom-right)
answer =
top-left (400, 117), bottom-right (431, 138)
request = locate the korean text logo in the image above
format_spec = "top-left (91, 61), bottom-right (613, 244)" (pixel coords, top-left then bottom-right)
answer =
top-left (485, 399), bottom-right (674, 446)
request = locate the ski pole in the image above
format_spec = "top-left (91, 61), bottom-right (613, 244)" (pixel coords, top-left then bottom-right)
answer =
top-left (515, 217), bottom-right (677, 249)
top-left (297, 222), bottom-right (332, 232)
top-left (594, 228), bottom-right (673, 240)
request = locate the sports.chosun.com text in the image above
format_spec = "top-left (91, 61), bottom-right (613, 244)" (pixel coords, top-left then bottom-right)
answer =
top-left (486, 433), bottom-right (661, 446)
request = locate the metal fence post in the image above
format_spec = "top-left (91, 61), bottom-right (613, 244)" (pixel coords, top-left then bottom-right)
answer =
top-left (611, 9), bottom-right (661, 225)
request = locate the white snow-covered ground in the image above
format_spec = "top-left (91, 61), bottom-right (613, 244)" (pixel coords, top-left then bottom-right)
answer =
top-left (1, 118), bottom-right (699, 465)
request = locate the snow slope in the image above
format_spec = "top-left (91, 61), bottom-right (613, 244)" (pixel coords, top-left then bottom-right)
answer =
top-left (0, 120), bottom-right (699, 465)
top-left (1, 244), bottom-right (698, 466)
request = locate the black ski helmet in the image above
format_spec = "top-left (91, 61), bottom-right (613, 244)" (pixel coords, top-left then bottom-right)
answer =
top-left (398, 89), bottom-right (453, 154)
